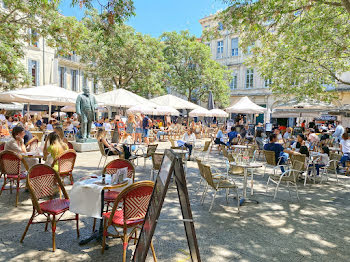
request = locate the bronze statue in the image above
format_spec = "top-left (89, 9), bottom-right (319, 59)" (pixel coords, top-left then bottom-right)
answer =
top-left (76, 86), bottom-right (97, 140)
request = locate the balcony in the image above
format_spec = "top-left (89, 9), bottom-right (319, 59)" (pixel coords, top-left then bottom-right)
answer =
top-left (57, 53), bottom-right (82, 68)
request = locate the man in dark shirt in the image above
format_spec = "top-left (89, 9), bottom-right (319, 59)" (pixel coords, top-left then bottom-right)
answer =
top-left (264, 133), bottom-right (292, 172)
top-left (141, 113), bottom-right (152, 145)
top-left (227, 126), bottom-right (239, 145)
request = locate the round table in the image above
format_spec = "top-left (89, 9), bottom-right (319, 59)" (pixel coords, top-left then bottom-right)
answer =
top-left (22, 152), bottom-right (44, 163)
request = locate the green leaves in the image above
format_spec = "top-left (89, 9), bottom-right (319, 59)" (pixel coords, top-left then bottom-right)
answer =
top-left (161, 31), bottom-right (231, 107)
top-left (221, 0), bottom-right (350, 102)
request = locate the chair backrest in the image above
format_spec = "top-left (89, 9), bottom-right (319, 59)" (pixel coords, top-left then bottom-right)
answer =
top-left (0, 150), bottom-right (27, 175)
top-left (290, 154), bottom-right (307, 171)
top-left (53, 149), bottom-right (77, 175)
top-left (109, 181), bottom-right (154, 226)
top-left (151, 152), bottom-right (164, 171)
top-left (103, 159), bottom-right (135, 182)
top-left (26, 137), bottom-right (39, 151)
top-left (264, 150), bottom-right (277, 166)
top-left (27, 164), bottom-right (68, 213)
top-left (201, 164), bottom-right (216, 188)
top-left (203, 140), bottom-right (211, 152)
top-left (290, 160), bottom-right (304, 182)
top-left (196, 158), bottom-right (205, 178)
top-left (146, 144), bottom-right (158, 157)
top-left (330, 153), bottom-right (341, 161)
top-left (67, 142), bottom-right (74, 150)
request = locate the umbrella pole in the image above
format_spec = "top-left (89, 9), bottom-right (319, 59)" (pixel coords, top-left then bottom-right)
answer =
top-left (48, 102), bottom-right (52, 121)
top-left (27, 103), bottom-right (30, 115)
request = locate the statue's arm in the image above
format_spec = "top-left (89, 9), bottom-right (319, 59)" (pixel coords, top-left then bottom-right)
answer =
top-left (76, 96), bottom-right (81, 115)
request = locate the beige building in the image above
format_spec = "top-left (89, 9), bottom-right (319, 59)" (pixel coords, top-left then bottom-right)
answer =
top-left (199, 13), bottom-right (350, 126)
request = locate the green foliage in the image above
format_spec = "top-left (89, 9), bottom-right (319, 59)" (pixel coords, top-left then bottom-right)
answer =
top-left (80, 10), bottom-right (167, 97)
top-left (220, 0), bottom-right (350, 102)
top-left (161, 31), bottom-right (231, 107)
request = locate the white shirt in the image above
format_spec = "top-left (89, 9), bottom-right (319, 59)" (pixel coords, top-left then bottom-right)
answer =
top-left (182, 133), bottom-right (196, 144)
top-left (283, 132), bottom-right (291, 140)
top-left (0, 114), bottom-right (6, 121)
top-left (103, 122), bottom-right (112, 132)
top-left (67, 124), bottom-right (74, 132)
top-left (340, 139), bottom-right (350, 154)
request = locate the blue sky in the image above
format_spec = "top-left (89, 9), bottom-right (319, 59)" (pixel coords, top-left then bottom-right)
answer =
top-left (59, 0), bottom-right (228, 37)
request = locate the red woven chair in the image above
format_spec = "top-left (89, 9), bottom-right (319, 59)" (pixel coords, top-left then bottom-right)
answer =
top-left (0, 150), bottom-right (29, 206)
top-left (20, 164), bottom-right (79, 251)
top-left (101, 181), bottom-right (156, 262)
top-left (92, 159), bottom-right (136, 232)
top-left (67, 142), bottom-right (74, 150)
top-left (26, 137), bottom-right (39, 152)
top-left (52, 149), bottom-right (76, 185)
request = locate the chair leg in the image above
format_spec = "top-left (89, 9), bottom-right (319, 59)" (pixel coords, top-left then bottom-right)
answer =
top-left (150, 240), bottom-right (157, 262)
top-left (70, 173), bottom-right (74, 185)
top-left (101, 219), bottom-right (107, 254)
top-left (0, 177), bottom-right (7, 196)
top-left (225, 188), bottom-right (229, 204)
top-left (123, 228), bottom-right (128, 262)
top-left (209, 189), bottom-right (218, 212)
top-left (52, 215), bottom-right (56, 252)
top-left (103, 156), bottom-right (108, 169)
top-left (235, 187), bottom-right (240, 213)
top-left (200, 184), bottom-right (208, 205)
top-left (76, 214), bottom-right (80, 238)
top-left (266, 177), bottom-right (270, 193)
top-left (294, 183), bottom-right (300, 200)
top-left (45, 215), bottom-right (50, 231)
top-left (98, 155), bottom-right (103, 169)
top-left (273, 182), bottom-right (280, 200)
top-left (20, 209), bottom-right (35, 243)
top-left (287, 182), bottom-right (292, 199)
top-left (15, 178), bottom-right (20, 207)
top-left (92, 218), bottom-right (96, 232)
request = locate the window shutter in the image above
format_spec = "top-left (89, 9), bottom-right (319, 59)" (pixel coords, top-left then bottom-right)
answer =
top-left (36, 60), bottom-right (40, 86)
top-left (63, 67), bottom-right (66, 89)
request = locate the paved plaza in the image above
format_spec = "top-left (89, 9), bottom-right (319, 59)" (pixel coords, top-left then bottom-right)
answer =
top-left (1, 141), bottom-right (350, 262)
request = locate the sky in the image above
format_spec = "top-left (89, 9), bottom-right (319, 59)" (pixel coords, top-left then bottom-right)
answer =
top-left (59, 0), bottom-right (228, 37)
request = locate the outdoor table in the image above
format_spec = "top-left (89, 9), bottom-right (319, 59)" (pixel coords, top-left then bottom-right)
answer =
top-left (21, 151), bottom-right (44, 163)
top-left (230, 162), bottom-right (262, 199)
top-left (72, 175), bottom-right (132, 246)
top-left (230, 144), bottom-right (250, 154)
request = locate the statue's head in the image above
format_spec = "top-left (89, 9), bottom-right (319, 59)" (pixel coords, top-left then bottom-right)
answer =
top-left (83, 86), bottom-right (90, 95)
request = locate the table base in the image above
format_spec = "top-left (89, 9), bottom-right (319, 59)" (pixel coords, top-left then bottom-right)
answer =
top-left (79, 229), bottom-right (109, 249)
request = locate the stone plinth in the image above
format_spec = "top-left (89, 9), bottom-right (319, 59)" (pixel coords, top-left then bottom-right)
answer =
top-left (71, 141), bottom-right (99, 152)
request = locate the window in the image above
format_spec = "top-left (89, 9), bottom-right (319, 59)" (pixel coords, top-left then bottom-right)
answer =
top-left (28, 29), bottom-right (38, 47)
top-left (246, 69), bottom-right (254, 88)
top-left (82, 73), bottom-right (88, 88)
top-left (28, 59), bottom-right (39, 86)
top-left (217, 40), bottom-right (224, 58)
top-left (230, 73), bottom-right (237, 90)
top-left (218, 22), bottom-right (224, 31)
top-left (247, 43), bottom-right (255, 55)
top-left (264, 78), bottom-right (272, 88)
top-left (231, 38), bottom-right (239, 56)
top-left (71, 69), bottom-right (78, 91)
top-left (58, 67), bottom-right (66, 88)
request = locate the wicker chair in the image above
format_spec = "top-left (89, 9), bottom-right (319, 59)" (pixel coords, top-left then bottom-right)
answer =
top-left (135, 144), bottom-right (158, 167)
top-left (101, 181), bottom-right (157, 262)
top-left (97, 141), bottom-right (119, 169)
top-left (199, 162), bottom-right (240, 213)
top-left (26, 137), bottom-right (39, 152)
top-left (263, 150), bottom-right (286, 177)
top-left (0, 150), bottom-right (29, 206)
top-left (20, 164), bottom-right (79, 251)
top-left (151, 152), bottom-right (164, 181)
top-left (52, 149), bottom-right (76, 185)
top-left (266, 160), bottom-right (303, 200)
top-left (199, 140), bottom-right (211, 160)
top-left (67, 141), bottom-right (74, 150)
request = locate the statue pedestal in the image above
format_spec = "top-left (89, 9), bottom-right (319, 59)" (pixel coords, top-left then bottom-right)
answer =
top-left (71, 141), bottom-right (99, 152)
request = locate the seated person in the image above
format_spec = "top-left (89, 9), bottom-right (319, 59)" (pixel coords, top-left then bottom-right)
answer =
top-left (5, 125), bottom-right (38, 170)
top-left (308, 146), bottom-right (329, 176)
top-left (255, 129), bottom-right (264, 149)
top-left (320, 130), bottom-right (330, 141)
top-left (156, 122), bottom-right (171, 141)
top-left (227, 126), bottom-right (239, 145)
top-left (97, 128), bottom-right (122, 156)
top-left (291, 134), bottom-right (307, 152)
top-left (0, 120), bottom-right (10, 137)
top-left (340, 133), bottom-right (350, 169)
top-left (181, 129), bottom-right (196, 159)
top-left (46, 120), bottom-right (54, 131)
top-left (274, 129), bottom-right (283, 143)
top-left (119, 131), bottom-right (133, 159)
top-left (308, 129), bottom-right (320, 143)
top-left (215, 126), bottom-right (227, 146)
top-left (45, 132), bottom-right (68, 171)
top-left (264, 133), bottom-right (299, 172)
top-left (283, 127), bottom-right (292, 141)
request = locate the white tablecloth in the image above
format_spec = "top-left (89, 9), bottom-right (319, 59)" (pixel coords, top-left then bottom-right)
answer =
top-left (69, 176), bottom-right (132, 219)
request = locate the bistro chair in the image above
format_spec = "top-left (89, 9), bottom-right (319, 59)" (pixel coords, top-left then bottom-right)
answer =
top-left (151, 152), bottom-right (164, 181)
top-left (169, 138), bottom-right (181, 149)
top-left (67, 141), bottom-right (74, 150)
top-left (319, 153), bottom-right (341, 183)
top-left (0, 150), bottom-right (29, 206)
top-left (20, 164), bottom-right (79, 252)
top-left (266, 160), bottom-right (303, 201)
top-left (263, 150), bottom-right (286, 177)
top-left (0, 142), bottom-right (5, 152)
top-left (97, 141), bottom-right (121, 169)
top-left (199, 140), bottom-right (211, 160)
top-left (135, 144), bottom-right (158, 167)
top-left (199, 162), bottom-right (240, 213)
top-left (52, 149), bottom-right (76, 185)
top-left (92, 159), bottom-right (136, 232)
top-left (26, 137), bottom-right (39, 152)
top-left (101, 181), bottom-right (157, 262)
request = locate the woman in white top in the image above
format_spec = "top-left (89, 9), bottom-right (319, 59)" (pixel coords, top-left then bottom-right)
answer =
top-left (340, 133), bottom-right (350, 168)
top-left (103, 118), bottom-right (112, 137)
top-left (308, 146), bottom-right (329, 176)
top-left (181, 129), bottom-right (196, 159)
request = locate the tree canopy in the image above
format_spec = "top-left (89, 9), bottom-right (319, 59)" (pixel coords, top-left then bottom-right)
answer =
top-left (161, 31), bottom-right (232, 107)
top-left (218, 0), bottom-right (350, 101)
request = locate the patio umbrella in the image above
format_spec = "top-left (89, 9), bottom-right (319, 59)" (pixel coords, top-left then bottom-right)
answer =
top-left (150, 94), bottom-right (201, 110)
top-left (126, 104), bottom-right (157, 115)
top-left (52, 112), bottom-right (67, 118)
top-left (96, 89), bottom-right (157, 108)
top-left (272, 99), bottom-right (335, 113)
top-left (209, 109), bottom-right (229, 118)
top-left (189, 108), bottom-right (212, 117)
top-left (154, 106), bottom-right (180, 116)
top-left (226, 96), bottom-right (266, 114)
top-left (61, 104), bottom-right (107, 113)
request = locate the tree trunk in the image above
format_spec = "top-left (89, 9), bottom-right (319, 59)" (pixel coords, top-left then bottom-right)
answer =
top-left (342, 0), bottom-right (350, 14)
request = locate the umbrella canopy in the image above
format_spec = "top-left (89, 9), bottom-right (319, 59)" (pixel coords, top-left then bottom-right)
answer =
top-left (154, 106), bottom-right (179, 116)
top-left (96, 89), bottom-right (157, 108)
top-left (0, 102), bottom-right (23, 111)
top-left (52, 112), bottom-right (67, 118)
top-left (226, 96), bottom-right (266, 114)
top-left (61, 105), bottom-right (107, 113)
top-left (0, 85), bottom-right (79, 106)
top-left (126, 104), bottom-right (156, 115)
top-left (272, 99), bottom-right (335, 113)
top-left (150, 94), bottom-right (201, 110)
top-left (209, 108), bottom-right (229, 118)
top-left (189, 107), bottom-right (211, 117)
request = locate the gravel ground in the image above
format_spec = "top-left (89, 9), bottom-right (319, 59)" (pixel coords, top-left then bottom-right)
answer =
top-left (1, 141), bottom-right (350, 262)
